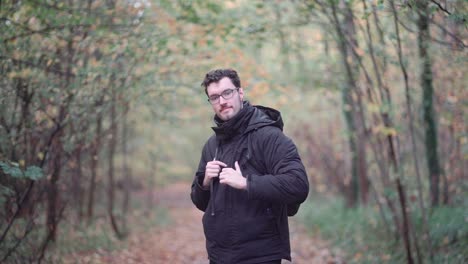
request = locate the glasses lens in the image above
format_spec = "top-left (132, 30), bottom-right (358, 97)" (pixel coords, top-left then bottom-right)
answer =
top-left (208, 95), bottom-right (219, 104)
top-left (207, 88), bottom-right (238, 104)
top-left (222, 89), bottom-right (234, 99)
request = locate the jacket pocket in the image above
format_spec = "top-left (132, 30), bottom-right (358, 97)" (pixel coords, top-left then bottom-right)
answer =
top-left (202, 211), bottom-right (230, 247)
top-left (232, 207), bottom-right (278, 245)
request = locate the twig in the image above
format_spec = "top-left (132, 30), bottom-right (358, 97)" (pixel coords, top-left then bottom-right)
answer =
top-left (0, 216), bottom-right (35, 262)
top-left (430, 0), bottom-right (451, 16)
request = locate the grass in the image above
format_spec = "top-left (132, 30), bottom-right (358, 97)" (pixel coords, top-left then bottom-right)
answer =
top-left (297, 195), bottom-right (468, 264)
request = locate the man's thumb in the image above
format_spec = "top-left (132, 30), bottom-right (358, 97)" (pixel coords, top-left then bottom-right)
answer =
top-left (235, 161), bottom-right (241, 172)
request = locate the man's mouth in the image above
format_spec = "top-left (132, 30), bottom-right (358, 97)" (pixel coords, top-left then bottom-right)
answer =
top-left (220, 107), bottom-right (231, 113)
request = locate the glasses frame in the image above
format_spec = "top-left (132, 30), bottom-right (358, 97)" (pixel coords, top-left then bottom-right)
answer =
top-left (207, 88), bottom-right (239, 105)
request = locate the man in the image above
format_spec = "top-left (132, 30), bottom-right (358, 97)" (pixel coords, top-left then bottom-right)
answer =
top-left (191, 69), bottom-right (309, 264)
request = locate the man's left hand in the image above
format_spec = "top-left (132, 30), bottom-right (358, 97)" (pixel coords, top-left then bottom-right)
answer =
top-left (219, 161), bottom-right (247, 190)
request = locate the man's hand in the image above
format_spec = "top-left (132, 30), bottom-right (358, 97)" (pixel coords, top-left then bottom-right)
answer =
top-left (203, 160), bottom-right (227, 189)
top-left (219, 161), bottom-right (247, 190)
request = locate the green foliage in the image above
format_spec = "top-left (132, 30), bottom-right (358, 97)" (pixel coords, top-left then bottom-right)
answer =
top-left (0, 216), bottom-right (48, 263)
top-left (428, 207), bottom-right (468, 262)
top-left (449, 13), bottom-right (468, 25)
top-left (298, 196), bottom-right (468, 263)
top-left (0, 162), bottom-right (44, 180)
top-left (298, 196), bottom-right (397, 263)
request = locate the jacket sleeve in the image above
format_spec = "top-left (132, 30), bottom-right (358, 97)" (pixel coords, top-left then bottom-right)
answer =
top-left (247, 127), bottom-right (309, 204)
top-left (190, 138), bottom-right (213, 212)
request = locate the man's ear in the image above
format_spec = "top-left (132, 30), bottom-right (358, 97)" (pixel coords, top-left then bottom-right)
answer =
top-left (239, 88), bottom-right (244, 100)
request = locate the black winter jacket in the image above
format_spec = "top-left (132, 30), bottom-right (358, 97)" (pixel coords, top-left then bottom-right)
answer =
top-left (190, 102), bottom-right (309, 264)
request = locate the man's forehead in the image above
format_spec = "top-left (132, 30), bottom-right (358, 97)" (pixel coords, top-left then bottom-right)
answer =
top-left (216, 77), bottom-right (234, 86)
top-left (207, 78), bottom-right (236, 92)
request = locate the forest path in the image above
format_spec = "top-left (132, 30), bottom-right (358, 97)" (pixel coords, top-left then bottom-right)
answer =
top-left (68, 182), bottom-right (344, 264)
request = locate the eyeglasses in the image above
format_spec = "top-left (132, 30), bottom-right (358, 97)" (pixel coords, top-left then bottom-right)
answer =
top-left (207, 88), bottom-right (239, 105)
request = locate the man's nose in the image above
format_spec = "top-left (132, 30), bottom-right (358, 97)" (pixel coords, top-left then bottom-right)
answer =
top-left (219, 96), bottom-right (228, 105)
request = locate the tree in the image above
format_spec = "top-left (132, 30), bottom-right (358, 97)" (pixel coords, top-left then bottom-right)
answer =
top-left (416, 0), bottom-right (442, 207)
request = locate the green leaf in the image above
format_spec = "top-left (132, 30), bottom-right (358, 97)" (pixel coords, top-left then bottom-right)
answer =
top-left (0, 162), bottom-right (23, 178)
top-left (0, 162), bottom-right (44, 180)
top-left (24, 166), bottom-right (44, 180)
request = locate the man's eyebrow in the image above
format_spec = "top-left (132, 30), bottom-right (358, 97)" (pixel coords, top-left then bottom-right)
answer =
top-left (208, 87), bottom-right (235, 95)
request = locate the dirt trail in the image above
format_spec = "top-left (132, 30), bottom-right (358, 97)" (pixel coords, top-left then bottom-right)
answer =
top-left (68, 182), bottom-right (343, 264)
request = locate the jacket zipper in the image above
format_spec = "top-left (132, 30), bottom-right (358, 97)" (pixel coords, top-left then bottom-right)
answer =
top-left (210, 147), bottom-right (218, 216)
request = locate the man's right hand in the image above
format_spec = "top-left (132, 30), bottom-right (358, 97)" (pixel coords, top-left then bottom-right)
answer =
top-left (203, 160), bottom-right (227, 189)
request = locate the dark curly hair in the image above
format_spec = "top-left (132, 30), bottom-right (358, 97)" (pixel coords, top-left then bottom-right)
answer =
top-left (201, 69), bottom-right (241, 96)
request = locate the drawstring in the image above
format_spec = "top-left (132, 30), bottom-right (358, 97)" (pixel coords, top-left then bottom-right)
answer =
top-left (210, 147), bottom-right (218, 216)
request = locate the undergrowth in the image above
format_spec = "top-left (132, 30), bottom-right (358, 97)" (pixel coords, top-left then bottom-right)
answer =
top-left (297, 195), bottom-right (467, 264)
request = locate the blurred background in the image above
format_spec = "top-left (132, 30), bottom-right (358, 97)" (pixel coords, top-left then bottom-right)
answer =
top-left (0, 0), bottom-right (466, 263)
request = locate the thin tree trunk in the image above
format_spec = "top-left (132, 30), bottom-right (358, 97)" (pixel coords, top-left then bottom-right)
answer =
top-left (396, 179), bottom-right (414, 264)
top-left (87, 99), bottom-right (102, 222)
top-left (345, 2), bottom-right (370, 204)
top-left (416, 0), bottom-right (442, 207)
top-left (108, 83), bottom-right (124, 239)
top-left (274, 3), bottom-right (291, 75)
top-left (445, 123), bottom-right (456, 204)
top-left (391, 1), bottom-right (433, 260)
top-left (45, 28), bottom-right (74, 242)
top-left (46, 128), bottom-right (62, 242)
top-left (121, 101), bottom-right (131, 230)
top-left (330, 1), bottom-right (368, 206)
top-left (364, 0), bottom-right (398, 170)
top-left (341, 1), bottom-right (370, 205)
top-left (76, 144), bottom-right (84, 220)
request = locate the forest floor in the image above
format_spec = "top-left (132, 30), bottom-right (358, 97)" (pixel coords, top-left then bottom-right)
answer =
top-left (63, 182), bottom-right (344, 264)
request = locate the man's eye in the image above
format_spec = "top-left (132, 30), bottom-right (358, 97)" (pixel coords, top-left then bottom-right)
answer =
top-left (222, 89), bottom-right (233, 96)
top-left (209, 95), bottom-right (219, 101)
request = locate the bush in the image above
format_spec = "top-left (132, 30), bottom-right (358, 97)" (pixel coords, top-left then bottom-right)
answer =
top-left (298, 195), bottom-right (467, 263)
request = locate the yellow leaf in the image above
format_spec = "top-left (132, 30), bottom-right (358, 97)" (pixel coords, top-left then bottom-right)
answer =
top-left (381, 127), bottom-right (397, 136)
top-left (372, 125), bottom-right (397, 136)
top-left (367, 102), bottom-right (380, 113)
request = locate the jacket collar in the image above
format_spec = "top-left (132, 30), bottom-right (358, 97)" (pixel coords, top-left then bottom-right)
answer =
top-left (212, 101), bottom-right (253, 141)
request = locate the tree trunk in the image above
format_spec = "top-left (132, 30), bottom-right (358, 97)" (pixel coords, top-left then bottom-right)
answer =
top-left (274, 3), bottom-right (291, 75)
top-left (416, 0), bottom-right (442, 207)
top-left (87, 100), bottom-right (102, 222)
top-left (46, 128), bottom-right (62, 242)
top-left (76, 144), bottom-right (84, 220)
top-left (45, 28), bottom-right (74, 242)
top-left (121, 102), bottom-right (131, 230)
top-left (396, 179), bottom-right (414, 264)
top-left (391, 1), bottom-right (433, 259)
top-left (330, 1), bottom-right (369, 206)
top-left (108, 83), bottom-right (124, 239)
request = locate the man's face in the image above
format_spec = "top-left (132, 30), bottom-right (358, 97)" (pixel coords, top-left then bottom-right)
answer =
top-left (207, 77), bottom-right (244, 121)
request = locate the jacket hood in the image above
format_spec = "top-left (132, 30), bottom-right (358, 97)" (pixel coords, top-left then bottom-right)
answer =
top-left (246, 104), bottom-right (284, 133)
top-left (211, 101), bottom-right (283, 141)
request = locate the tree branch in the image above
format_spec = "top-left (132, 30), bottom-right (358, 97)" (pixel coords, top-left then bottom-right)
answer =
top-left (430, 0), bottom-right (451, 16)
top-left (0, 56), bottom-right (77, 78)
